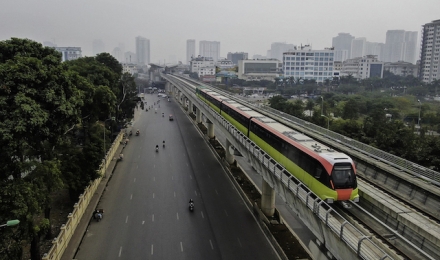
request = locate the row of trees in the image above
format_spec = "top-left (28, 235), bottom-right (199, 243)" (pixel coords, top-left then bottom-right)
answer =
top-left (0, 38), bottom-right (139, 260)
top-left (268, 94), bottom-right (440, 171)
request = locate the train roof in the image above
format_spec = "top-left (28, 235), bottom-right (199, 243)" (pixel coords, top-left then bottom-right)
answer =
top-left (258, 120), bottom-right (352, 165)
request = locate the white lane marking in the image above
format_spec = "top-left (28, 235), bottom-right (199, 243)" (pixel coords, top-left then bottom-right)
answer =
top-left (138, 155), bottom-right (140, 158)
top-left (174, 192), bottom-right (176, 197)
top-left (177, 212), bottom-right (179, 220)
top-left (152, 215), bottom-right (154, 222)
top-left (189, 175), bottom-right (192, 179)
top-left (119, 246), bottom-right (122, 257)
top-left (237, 237), bottom-right (242, 247)
top-left (153, 193), bottom-right (155, 199)
top-left (125, 216), bottom-right (129, 223)
top-left (172, 176), bottom-right (173, 180)
top-left (151, 244), bottom-right (153, 255)
top-left (180, 242), bottom-right (183, 252)
top-left (136, 165), bottom-right (138, 169)
top-left (201, 211), bottom-right (204, 218)
top-left (194, 190), bottom-right (198, 196)
top-left (186, 163), bottom-right (189, 167)
top-left (224, 210), bottom-right (228, 217)
top-left (133, 178), bottom-right (136, 182)
top-left (153, 177), bottom-right (155, 181)
top-left (209, 240), bottom-right (214, 249)
top-left (130, 194), bottom-right (133, 200)
top-left (215, 189), bottom-right (219, 195)
top-left (208, 174), bottom-right (211, 178)
top-left (142, 221), bottom-right (145, 225)
top-left (154, 165), bottom-right (156, 168)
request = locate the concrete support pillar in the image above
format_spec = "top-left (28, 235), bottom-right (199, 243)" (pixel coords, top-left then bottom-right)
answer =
top-left (207, 119), bottom-right (215, 139)
top-left (196, 108), bottom-right (202, 123)
top-left (178, 92), bottom-right (182, 104)
top-left (261, 179), bottom-right (276, 217)
top-left (188, 100), bottom-right (192, 114)
top-left (225, 139), bottom-right (235, 164)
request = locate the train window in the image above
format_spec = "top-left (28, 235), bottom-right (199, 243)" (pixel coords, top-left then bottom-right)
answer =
top-left (314, 167), bottom-right (322, 179)
top-left (332, 164), bottom-right (355, 188)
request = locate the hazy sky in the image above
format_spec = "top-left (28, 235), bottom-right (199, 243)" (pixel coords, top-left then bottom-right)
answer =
top-left (1, 0), bottom-right (439, 64)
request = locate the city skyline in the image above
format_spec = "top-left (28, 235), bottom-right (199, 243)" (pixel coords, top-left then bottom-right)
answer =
top-left (1, 0), bottom-right (438, 63)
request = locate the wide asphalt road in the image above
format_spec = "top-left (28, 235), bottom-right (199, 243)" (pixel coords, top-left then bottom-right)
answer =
top-left (75, 93), bottom-right (279, 260)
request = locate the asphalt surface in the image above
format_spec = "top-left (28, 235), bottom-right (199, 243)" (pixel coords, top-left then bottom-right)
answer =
top-left (74, 94), bottom-right (279, 260)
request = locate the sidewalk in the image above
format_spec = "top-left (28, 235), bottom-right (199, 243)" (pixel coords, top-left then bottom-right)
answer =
top-left (61, 143), bottom-right (125, 260)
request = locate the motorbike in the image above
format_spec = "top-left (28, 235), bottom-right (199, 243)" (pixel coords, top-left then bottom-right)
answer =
top-left (94, 209), bottom-right (104, 222)
top-left (129, 131), bottom-right (132, 136)
top-left (156, 146), bottom-right (159, 152)
top-left (162, 113), bottom-right (164, 117)
top-left (118, 154), bottom-right (123, 161)
top-left (136, 130), bottom-right (140, 136)
top-left (189, 202), bottom-right (194, 212)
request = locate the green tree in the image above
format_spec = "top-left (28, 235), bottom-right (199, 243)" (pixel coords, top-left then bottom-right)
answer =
top-left (0, 38), bottom-right (85, 259)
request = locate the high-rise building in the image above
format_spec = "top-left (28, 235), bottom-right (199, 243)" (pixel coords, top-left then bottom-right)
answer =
top-left (383, 30), bottom-right (418, 63)
top-left (227, 52), bottom-right (248, 65)
top-left (186, 39), bottom-right (196, 65)
top-left (125, 51), bottom-right (136, 64)
top-left (112, 47), bottom-right (123, 62)
top-left (270, 42), bottom-right (295, 61)
top-left (332, 33), bottom-right (355, 61)
top-left (365, 42), bottom-right (384, 61)
top-left (93, 40), bottom-right (105, 56)
top-left (136, 36), bottom-right (150, 65)
top-left (199, 41), bottom-right (220, 62)
top-left (404, 31), bottom-right (418, 64)
top-left (351, 37), bottom-right (366, 58)
top-left (420, 19), bottom-right (440, 83)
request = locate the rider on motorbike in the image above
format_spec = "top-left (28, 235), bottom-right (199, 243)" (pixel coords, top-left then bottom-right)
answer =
top-left (156, 145), bottom-right (159, 151)
top-left (163, 140), bottom-right (165, 147)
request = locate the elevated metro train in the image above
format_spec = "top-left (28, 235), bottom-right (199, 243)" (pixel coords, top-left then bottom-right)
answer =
top-left (195, 86), bottom-right (359, 203)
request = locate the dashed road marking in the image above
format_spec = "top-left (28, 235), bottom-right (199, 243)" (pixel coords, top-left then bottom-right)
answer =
top-left (237, 237), bottom-right (242, 247)
top-left (177, 212), bottom-right (179, 220)
top-left (209, 240), bottom-right (214, 250)
top-left (201, 211), bottom-right (204, 218)
top-left (180, 242), bottom-right (183, 252)
top-left (125, 216), bottom-right (129, 223)
top-left (151, 244), bottom-right (153, 255)
top-left (215, 189), bottom-right (218, 195)
top-left (130, 194), bottom-right (133, 200)
top-left (224, 210), bottom-right (228, 217)
top-left (119, 246), bottom-right (122, 257)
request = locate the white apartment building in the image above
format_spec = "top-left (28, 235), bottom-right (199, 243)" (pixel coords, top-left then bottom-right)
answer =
top-left (136, 36), bottom-right (150, 65)
top-left (282, 46), bottom-right (335, 83)
top-left (384, 61), bottom-right (418, 77)
top-left (341, 55), bottom-right (384, 80)
top-left (122, 63), bottom-right (137, 75)
top-left (186, 39), bottom-right (196, 65)
top-left (420, 19), bottom-right (440, 83)
top-left (238, 59), bottom-right (282, 81)
top-left (190, 56), bottom-right (215, 82)
top-left (54, 47), bottom-right (82, 62)
top-left (199, 41), bottom-right (220, 62)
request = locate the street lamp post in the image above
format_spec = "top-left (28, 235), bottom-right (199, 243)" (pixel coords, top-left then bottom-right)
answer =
top-left (0, 219), bottom-right (20, 228)
top-left (418, 100), bottom-right (422, 129)
top-left (320, 97), bottom-right (329, 129)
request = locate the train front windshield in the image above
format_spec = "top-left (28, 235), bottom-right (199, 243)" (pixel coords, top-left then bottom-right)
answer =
top-left (331, 164), bottom-right (356, 189)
